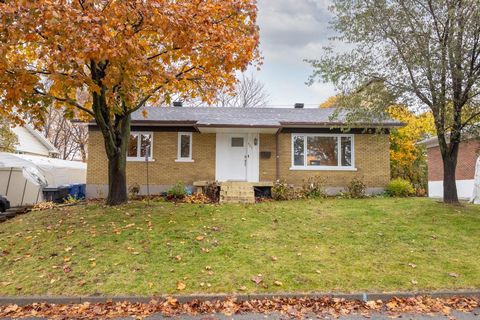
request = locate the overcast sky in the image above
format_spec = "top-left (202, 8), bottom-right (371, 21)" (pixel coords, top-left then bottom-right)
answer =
top-left (252, 0), bottom-right (337, 108)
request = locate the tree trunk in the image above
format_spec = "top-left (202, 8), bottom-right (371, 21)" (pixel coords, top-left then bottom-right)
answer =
top-left (89, 60), bottom-right (132, 205)
top-left (103, 114), bottom-right (131, 206)
top-left (442, 154), bottom-right (459, 203)
top-left (439, 137), bottom-right (460, 204)
top-left (107, 148), bottom-right (128, 205)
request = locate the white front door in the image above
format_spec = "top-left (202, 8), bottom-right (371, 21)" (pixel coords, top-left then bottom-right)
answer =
top-left (216, 133), bottom-right (259, 182)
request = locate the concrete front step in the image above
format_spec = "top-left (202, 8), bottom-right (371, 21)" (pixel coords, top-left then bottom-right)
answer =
top-left (219, 182), bottom-right (255, 204)
top-left (221, 191), bottom-right (253, 196)
top-left (220, 195), bottom-right (255, 203)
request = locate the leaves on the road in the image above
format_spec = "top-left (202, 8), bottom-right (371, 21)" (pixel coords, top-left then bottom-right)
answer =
top-left (0, 296), bottom-right (478, 319)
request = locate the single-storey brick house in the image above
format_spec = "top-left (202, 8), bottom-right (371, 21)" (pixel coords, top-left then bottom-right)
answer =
top-left (86, 106), bottom-right (401, 202)
top-left (422, 136), bottom-right (480, 200)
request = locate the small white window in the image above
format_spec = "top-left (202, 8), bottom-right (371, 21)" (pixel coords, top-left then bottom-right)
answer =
top-left (176, 132), bottom-right (193, 162)
top-left (127, 132), bottom-right (153, 161)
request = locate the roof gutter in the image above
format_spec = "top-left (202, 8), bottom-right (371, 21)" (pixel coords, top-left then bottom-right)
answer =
top-left (195, 124), bottom-right (282, 129)
top-left (279, 121), bottom-right (404, 128)
top-left (88, 120), bottom-right (403, 130)
top-left (87, 120), bottom-right (199, 129)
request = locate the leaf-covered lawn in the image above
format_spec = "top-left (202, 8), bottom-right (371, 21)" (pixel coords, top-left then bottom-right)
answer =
top-left (0, 198), bottom-right (479, 296)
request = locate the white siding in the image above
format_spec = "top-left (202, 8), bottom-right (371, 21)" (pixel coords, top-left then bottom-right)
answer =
top-left (428, 180), bottom-right (474, 200)
top-left (11, 126), bottom-right (50, 156)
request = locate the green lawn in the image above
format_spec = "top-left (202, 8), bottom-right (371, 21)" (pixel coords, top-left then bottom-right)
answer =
top-left (0, 197), bottom-right (479, 296)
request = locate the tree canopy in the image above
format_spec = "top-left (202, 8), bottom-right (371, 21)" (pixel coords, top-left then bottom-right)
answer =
top-left (0, 0), bottom-right (260, 204)
top-left (308, 0), bottom-right (480, 203)
top-left (1, 0), bottom-right (260, 121)
top-left (389, 105), bottom-right (435, 192)
top-left (0, 119), bottom-right (17, 153)
top-left (216, 72), bottom-right (270, 108)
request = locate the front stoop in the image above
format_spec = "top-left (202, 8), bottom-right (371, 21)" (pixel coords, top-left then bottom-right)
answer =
top-left (219, 182), bottom-right (255, 204)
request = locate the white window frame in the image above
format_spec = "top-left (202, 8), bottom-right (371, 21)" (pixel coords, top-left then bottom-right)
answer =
top-left (127, 131), bottom-right (154, 162)
top-left (290, 133), bottom-right (356, 171)
top-left (175, 132), bottom-right (194, 162)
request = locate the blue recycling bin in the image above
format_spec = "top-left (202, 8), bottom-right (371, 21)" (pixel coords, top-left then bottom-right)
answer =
top-left (67, 184), bottom-right (86, 200)
top-left (78, 184), bottom-right (86, 199)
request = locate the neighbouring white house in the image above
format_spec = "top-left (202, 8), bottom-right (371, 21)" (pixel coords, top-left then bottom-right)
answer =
top-left (0, 153), bottom-right (87, 207)
top-left (421, 136), bottom-right (479, 200)
top-left (11, 124), bottom-right (60, 157)
top-left (0, 125), bottom-right (86, 207)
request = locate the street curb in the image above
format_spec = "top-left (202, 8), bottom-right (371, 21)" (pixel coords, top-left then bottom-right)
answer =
top-left (0, 290), bottom-right (479, 306)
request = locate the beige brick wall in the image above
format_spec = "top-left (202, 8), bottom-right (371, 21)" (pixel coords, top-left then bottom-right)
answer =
top-left (259, 133), bottom-right (390, 189)
top-left (87, 131), bottom-right (390, 196)
top-left (87, 131), bottom-right (216, 188)
top-left (259, 134), bottom-right (277, 181)
top-left (282, 133), bottom-right (390, 188)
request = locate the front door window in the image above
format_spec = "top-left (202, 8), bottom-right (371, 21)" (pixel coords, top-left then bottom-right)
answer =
top-left (231, 137), bottom-right (245, 147)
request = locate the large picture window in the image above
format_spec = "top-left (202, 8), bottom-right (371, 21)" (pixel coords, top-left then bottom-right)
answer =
top-left (127, 132), bottom-right (153, 161)
top-left (291, 134), bottom-right (354, 170)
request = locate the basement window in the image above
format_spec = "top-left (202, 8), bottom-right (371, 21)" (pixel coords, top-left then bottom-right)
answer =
top-left (127, 132), bottom-right (153, 161)
top-left (291, 134), bottom-right (355, 171)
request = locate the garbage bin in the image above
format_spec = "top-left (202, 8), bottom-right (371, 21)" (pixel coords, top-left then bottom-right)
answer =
top-left (42, 185), bottom-right (71, 203)
top-left (68, 184), bottom-right (80, 199)
top-left (66, 184), bottom-right (86, 200)
top-left (78, 184), bottom-right (86, 199)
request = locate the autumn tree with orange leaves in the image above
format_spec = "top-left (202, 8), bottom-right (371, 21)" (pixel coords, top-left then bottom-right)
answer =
top-left (0, 0), bottom-right (260, 205)
top-left (388, 105), bottom-right (435, 192)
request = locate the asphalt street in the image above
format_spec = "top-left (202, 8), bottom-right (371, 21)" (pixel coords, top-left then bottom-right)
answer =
top-left (2, 309), bottom-right (480, 320)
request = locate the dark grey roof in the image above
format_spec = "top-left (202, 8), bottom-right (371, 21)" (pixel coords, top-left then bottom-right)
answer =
top-left (131, 107), bottom-right (402, 128)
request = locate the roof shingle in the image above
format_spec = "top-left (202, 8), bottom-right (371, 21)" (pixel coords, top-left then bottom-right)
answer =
top-left (131, 107), bottom-right (401, 127)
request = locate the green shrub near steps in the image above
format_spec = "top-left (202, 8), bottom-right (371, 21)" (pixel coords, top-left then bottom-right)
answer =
top-left (167, 181), bottom-right (187, 199)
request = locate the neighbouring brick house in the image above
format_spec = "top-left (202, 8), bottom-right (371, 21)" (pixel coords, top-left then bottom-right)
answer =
top-left (422, 136), bottom-right (480, 199)
top-left (87, 105), bottom-right (401, 202)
